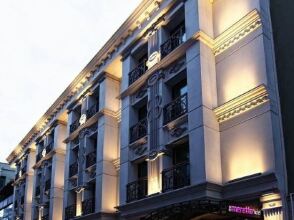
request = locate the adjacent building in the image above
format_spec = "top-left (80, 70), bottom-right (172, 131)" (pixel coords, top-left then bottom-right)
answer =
top-left (6, 0), bottom-right (294, 219)
top-left (0, 163), bottom-right (15, 220)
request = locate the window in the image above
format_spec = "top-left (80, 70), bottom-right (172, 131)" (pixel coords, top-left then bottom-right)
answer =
top-left (172, 79), bottom-right (187, 99)
top-left (138, 104), bottom-right (147, 121)
top-left (173, 143), bottom-right (189, 165)
top-left (138, 161), bottom-right (148, 179)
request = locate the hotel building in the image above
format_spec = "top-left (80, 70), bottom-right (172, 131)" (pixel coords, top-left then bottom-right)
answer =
top-left (6, 0), bottom-right (294, 219)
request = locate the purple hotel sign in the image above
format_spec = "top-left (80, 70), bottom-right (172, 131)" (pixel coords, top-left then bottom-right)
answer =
top-left (229, 205), bottom-right (262, 216)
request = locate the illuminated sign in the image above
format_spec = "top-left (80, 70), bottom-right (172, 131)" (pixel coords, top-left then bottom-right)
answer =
top-left (229, 205), bottom-right (261, 216)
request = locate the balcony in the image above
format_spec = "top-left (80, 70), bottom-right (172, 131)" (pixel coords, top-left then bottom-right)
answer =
top-left (162, 162), bottom-right (190, 192)
top-left (86, 151), bottom-right (97, 168)
top-left (69, 162), bottom-right (78, 177)
top-left (70, 119), bottom-right (80, 133)
top-left (65, 204), bottom-right (76, 220)
top-left (160, 25), bottom-right (185, 59)
top-left (126, 178), bottom-right (148, 203)
top-left (163, 93), bottom-right (188, 124)
top-left (86, 104), bottom-right (99, 119)
top-left (129, 118), bottom-right (147, 144)
top-left (82, 198), bottom-right (95, 215)
top-left (128, 60), bottom-right (147, 86)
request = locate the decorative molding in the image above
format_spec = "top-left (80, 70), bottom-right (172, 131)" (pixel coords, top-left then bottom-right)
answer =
top-left (213, 9), bottom-right (261, 55)
top-left (112, 158), bottom-right (120, 171)
top-left (169, 126), bottom-right (187, 138)
top-left (133, 145), bottom-right (148, 157)
top-left (213, 84), bottom-right (269, 123)
top-left (162, 58), bottom-right (186, 78)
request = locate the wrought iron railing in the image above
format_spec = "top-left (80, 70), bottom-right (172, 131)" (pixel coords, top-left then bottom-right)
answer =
top-left (82, 198), bottom-right (95, 215)
top-left (69, 162), bottom-right (78, 177)
top-left (86, 151), bottom-right (97, 168)
top-left (129, 118), bottom-right (148, 143)
top-left (163, 93), bottom-right (188, 124)
top-left (160, 25), bottom-right (185, 58)
top-left (128, 60), bottom-right (148, 86)
top-left (126, 177), bottom-right (148, 203)
top-left (70, 119), bottom-right (80, 133)
top-left (162, 162), bottom-right (190, 192)
top-left (86, 104), bottom-right (99, 119)
top-left (65, 204), bottom-right (76, 220)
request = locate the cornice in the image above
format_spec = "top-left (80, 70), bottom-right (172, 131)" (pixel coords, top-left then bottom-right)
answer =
top-left (213, 84), bottom-right (269, 123)
top-left (213, 9), bottom-right (261, 55)
top-left (6, 0), bottom-right (160, 164)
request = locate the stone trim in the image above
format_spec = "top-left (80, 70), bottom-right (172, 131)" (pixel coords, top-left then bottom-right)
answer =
top-left (213, 84), bottom-right (269, 123)
top-left (213, 9), bottom-right (262, 55)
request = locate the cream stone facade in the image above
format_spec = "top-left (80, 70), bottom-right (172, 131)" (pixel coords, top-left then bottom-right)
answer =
top-left (6, 0), bottom-right (293, 220)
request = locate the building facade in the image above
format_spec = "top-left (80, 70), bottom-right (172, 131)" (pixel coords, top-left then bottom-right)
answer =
top-left (0, 163), bottom-right (15, 220)
top-left (6, 0), bottom-right (294, 219)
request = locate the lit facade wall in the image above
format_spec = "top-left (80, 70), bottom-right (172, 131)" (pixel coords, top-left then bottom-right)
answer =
top-left (6, 0), bottom-right (291, 219)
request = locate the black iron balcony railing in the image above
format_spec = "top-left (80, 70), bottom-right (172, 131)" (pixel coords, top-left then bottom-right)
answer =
top-left (35, 186), bottom-right (40, 196)
top-left (86, 104), bottom-right (99, 119)
top-left (162, 162), bottom-right (190, 192)
top-left (65, 204), bottom-right (76, 220)
top-left (69, 162), bottom-right (78, 177)
top-left (128, 59), bottom-right (148, 86)
top-left (45, 179), bottom-right (51, 191)
top-left (41, 214), bottom-right (49, 220)
top-left (70, 119), bottom-right (80, 133)
top-left (86, 151), bottom-right (97, 168)
top-left (82, 198), bottom-right (95, 215)
top-left (160, 25), bottom-right (185, 59)
top-left (129, 118), bottom-right (148, 143)
top-left (126, 177), bottom-right (148, 203)
top-left (163, 93), bottom-right (188, 124)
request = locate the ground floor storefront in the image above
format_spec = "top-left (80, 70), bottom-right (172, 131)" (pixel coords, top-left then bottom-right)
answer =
top-left (140, 194), bottom-right (284, 220)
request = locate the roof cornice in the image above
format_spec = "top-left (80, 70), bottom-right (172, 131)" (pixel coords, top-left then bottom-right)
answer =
top-left (7, 0), bottom-right (159, 164)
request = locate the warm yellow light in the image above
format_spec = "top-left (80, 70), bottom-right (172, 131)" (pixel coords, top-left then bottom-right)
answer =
top-left (214, 85), bottom-right (269, 122)
top-left (148, 160), bottom-right (161, 195)
top-left (225, 133), bottom-right (268, 181)
top-left (222, 68), bottom-right (259, 104)
top-left (76, 193), bottom-right (82, 216)
top-left (213, 0), bottom-right (257, 36)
